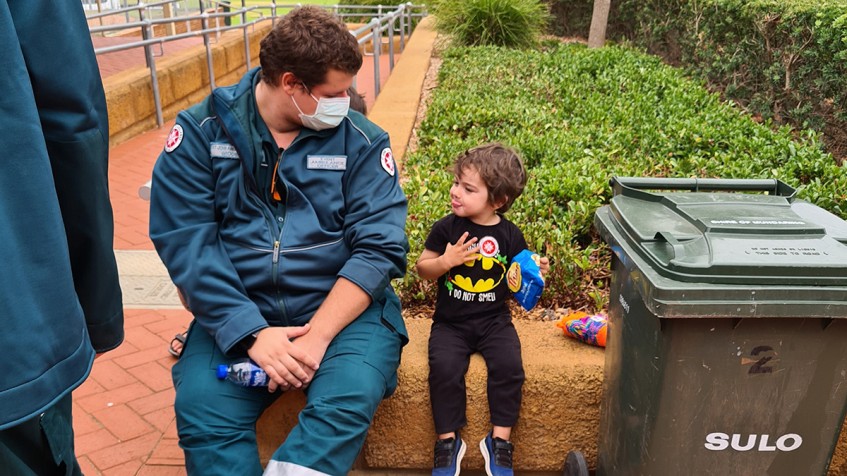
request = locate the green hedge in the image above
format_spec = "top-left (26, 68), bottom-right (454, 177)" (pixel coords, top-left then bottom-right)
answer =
top-left (399, 42), bottom-right (844, 310)
top-left (547, 0), bottom-right (847, 159)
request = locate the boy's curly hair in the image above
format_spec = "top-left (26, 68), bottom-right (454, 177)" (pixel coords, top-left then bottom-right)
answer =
top-left (454, 142), bottom-right (527, 213)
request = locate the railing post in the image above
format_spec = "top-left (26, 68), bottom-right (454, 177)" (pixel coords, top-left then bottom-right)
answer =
top-left (139, 5), bottom-right (164, 127)
top-left (199, 0), bottom-right (217, 90)
top-left (398, 4), bottom-right (406, 51)
top-left (387, 13), bottom-right (395, 71)
top-left (371, 18), bottom-right (381, 97)
top-left (406, 2), bottom-right (413, 39)
top-left (241, 0), bottom-right (251, 69)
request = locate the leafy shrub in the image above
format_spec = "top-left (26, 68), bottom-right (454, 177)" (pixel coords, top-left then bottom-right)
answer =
top-left (545, 0), bottom-right (847, 161)
top-left (400, 43), bottom-right (844, 311)
top-left (432, 0), bottom-right (552, 48)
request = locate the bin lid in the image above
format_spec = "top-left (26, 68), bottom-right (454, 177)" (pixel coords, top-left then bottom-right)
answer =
top-left (599, 177), bottom-right (847, 285)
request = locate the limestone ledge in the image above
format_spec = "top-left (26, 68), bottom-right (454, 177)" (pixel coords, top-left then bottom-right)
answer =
top-left (256, 318), bottom-right (606, 472)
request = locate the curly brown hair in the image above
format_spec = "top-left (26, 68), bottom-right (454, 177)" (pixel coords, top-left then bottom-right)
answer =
top-left (454, 142), bottom-right (527, 213)
top-left (259, 6), bottom-right (362, 88)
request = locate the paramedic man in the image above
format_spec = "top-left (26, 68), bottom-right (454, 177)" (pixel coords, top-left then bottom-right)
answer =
top-left (149, 6), bottom-right (408, 476)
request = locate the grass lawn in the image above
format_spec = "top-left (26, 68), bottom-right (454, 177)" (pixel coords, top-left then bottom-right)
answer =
top-left (213, 0), bottom-right (349, 24)
top-left (89, 1), bottom-right (394, 27)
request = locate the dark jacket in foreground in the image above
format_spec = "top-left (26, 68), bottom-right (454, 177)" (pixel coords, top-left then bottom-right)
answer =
top-left (0, 0), bottom-right (125, 430)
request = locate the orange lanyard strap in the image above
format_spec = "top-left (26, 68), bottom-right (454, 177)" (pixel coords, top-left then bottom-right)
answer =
top-left (270, 160), bottom-right (282, 202)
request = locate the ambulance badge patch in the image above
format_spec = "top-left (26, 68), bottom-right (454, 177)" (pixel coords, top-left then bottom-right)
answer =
top-left (380, 148), bottom-right (395, 176)
top-left (164, 124), bottom-right (184, 153)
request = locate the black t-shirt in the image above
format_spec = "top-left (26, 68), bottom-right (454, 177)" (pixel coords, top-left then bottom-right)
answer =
top-left (423, 214), bottom-right (528, 323)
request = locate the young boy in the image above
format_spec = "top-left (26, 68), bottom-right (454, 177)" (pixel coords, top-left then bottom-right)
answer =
top-left (416, 143), bottom-right (550, 476)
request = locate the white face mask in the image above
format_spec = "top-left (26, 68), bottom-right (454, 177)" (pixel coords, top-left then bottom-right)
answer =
top-left (291, 86), bottom-right (350, 131)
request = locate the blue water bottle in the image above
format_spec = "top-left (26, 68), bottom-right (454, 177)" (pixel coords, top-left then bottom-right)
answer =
top-left (216, 359), bottom-right (269, 387)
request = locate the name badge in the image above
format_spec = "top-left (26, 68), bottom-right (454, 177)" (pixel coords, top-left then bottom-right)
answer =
top-left (210, 142), bottom-right (239, 159)
top-left (307, 155), bottom-right (347, 171)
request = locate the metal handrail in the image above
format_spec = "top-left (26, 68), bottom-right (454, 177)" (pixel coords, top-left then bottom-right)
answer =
top-left (89, 1), bottom-right (427, 127)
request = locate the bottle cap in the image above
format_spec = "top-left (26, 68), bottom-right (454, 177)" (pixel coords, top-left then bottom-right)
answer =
top-left (216, 364), bottom-right (228, 380)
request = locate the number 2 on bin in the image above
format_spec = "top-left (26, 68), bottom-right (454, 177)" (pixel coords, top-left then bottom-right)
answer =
top-left (748, 345), bottom-right (774, 374)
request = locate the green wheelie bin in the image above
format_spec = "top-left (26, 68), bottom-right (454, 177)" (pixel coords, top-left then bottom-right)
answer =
top-left (581, 176), bottom-right (847, 476)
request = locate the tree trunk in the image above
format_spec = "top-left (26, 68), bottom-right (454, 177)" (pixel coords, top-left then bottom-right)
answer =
top-left (588, 0), bottom-right (612, 48)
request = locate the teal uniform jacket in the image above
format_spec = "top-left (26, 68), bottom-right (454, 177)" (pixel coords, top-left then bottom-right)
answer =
top-left (149, 68), bottom-right (409, 353)
top-left (0, 0), bottom-right (124, 431)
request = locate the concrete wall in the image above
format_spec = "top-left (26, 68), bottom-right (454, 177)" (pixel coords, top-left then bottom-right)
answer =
top-left (256, 319), bottom-right (606, 472)
top-left (102, 18), bottom-right (401, 147)
top-left (103, 21), bottom-right (269, 147)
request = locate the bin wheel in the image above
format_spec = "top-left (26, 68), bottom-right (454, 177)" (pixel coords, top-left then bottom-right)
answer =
top-left (563, 450), bottom-right (589, 476)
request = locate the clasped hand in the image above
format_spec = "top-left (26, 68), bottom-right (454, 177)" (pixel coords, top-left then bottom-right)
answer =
top-left (247, 325), bottom-right (324, 392)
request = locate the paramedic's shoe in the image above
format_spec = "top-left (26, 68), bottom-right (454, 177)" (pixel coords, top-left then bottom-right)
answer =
top-left (480, 431), bottom-right (514, 476)
top-left (432, 432), bottom-right (466, 476)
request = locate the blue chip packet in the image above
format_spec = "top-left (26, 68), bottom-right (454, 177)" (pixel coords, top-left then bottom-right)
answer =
top-left (507, 249), bottom-right (545, 311)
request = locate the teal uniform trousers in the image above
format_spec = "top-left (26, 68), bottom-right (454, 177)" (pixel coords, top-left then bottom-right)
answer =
top-left (173, 293), bottom-right (407, 476)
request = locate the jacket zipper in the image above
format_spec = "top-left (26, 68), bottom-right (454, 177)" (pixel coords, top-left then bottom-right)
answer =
top-left (214, 108), bottom-right (287, 324)
top-left (272, 149), bottom-right (289, 325)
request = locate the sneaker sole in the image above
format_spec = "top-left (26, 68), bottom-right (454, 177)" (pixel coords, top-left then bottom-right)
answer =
top-left (479, 438), bottom-right (493, 476)
top-left (453, 439), bottom-right (466, 476)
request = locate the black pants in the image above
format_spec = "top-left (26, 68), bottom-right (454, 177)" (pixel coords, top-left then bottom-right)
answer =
top-left (428, 315), bottom-right (525, 434)
top-left (0, 393), bottom-right (81, 476)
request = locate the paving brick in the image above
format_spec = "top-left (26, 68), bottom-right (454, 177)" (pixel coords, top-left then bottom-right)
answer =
top-left (127, 387), bottom-right (176, 415)
top-left (148, 436), bottom-right (185, 465)
top-left (115, 346), bottom-right (177, 369)
top-left (90, 359), bottom-right (137, 390)
top-left (94, 37), bottom-right (204, 79)
top-left (76, 382), bottom-right (154, 414)
top-left (128, 361), bottom-right (174, 392)
top-left (73, 402), bottom-right (103, 436)
top-left (142, 406), bottom-right (176, 433)
top-left (87, 432), bottom-right (160, 470)
top-left (93, 340), bottom-right (140, 363)
top-left (144, 311), bottom-right (192, 335)
top-left (124, 309), bottom-right (169, 329)
top-left (113, 237), bottom-right (136, 249)
top-left (136, 465), bottom-right (187, 476)
top-left (77, 455), bottom-right (102, 476)
top-left (163, 415), bottom-right (180, 440)
top-left (75, 428), bottom-right (120, 456)
top-left (157, 355), bottom-right (179, 371)
top-left (75, 377), bottom-right (106, 399)
top-left (100, 458), bottom-right (144, 476)
top-left (92, 403), bottom-right (155, 441)
top-left (125, 325), bottom-right (168, 351)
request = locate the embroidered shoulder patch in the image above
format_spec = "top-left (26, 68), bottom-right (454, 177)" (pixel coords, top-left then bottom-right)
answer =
top-left (210, 142), bottom-right (239, 159)
top-left (164, 124), bottom-right (183, 153)
top-left (380, 147), bottom-right (395, 176)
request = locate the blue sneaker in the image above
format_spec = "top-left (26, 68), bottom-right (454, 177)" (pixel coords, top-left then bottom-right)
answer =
top-left (479, 432), bottom-right (514, 476)
top-left (432, 432), bottom-right (466, 476)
